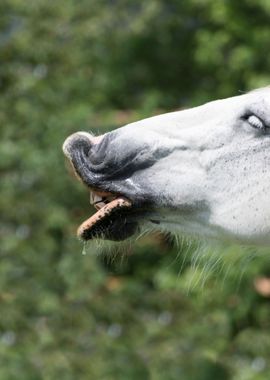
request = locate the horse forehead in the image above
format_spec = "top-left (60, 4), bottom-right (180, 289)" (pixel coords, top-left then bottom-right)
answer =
top-left (196, 88), bottom-right (270, 119)
top-left (129, 88), bottom-right (270, 132)
top-left (113, 88), bottom-right (270, 153)
top-left (201, 88), bottom-right (270, 117)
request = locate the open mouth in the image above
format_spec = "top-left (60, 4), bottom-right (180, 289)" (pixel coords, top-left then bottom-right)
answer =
top-left (63, 132), bottom-right (139, 241)
top-left (77, 189), bottom-right (138, 241)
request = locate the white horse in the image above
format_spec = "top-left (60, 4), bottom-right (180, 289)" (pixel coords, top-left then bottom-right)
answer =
top-left (63, 87), bottom-right (270, 246)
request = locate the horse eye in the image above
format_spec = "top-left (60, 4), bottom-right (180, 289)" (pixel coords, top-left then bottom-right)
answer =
top-left (247, 115), bottom-right (265, 130)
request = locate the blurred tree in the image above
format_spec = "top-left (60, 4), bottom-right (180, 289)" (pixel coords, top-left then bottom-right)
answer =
top-left (1, 0), bottom-right (270, 379)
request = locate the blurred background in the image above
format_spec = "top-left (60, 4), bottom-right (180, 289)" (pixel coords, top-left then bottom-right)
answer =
top-left (1, 0), bottom-right (270, 379)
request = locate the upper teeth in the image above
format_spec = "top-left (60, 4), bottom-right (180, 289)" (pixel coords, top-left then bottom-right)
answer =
top-left (89, 191), bottom-right (117, 210)
top-left (89, 193), bottom-right (104, 210)
top-left (90, 193), bottom-right (102, 205)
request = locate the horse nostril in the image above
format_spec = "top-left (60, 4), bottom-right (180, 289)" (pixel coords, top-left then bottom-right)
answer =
top-left (62, 132), bottom-right (104, 160)
top-left (63, 132), bottom-right (91, 158)
top-left (62, 131), bottom-right (110, 185)
top-left (87, 133), bottom-right (112, 167)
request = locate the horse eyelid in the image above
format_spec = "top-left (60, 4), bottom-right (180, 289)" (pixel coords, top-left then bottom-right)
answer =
top-left (241, 113), bottom-right (268, 130)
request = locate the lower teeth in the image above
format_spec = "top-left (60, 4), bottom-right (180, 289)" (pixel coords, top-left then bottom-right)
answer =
top-left (94, 201), bottom-right (106, 210)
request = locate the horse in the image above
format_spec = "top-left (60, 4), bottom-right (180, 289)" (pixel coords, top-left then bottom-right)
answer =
top-left (63, 87), bottom-right (270, 246)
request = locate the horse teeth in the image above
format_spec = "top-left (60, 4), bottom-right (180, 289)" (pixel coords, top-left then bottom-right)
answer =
top-left (90, 192), bottom-right (94, 204)
top-left (90, 191), bottom-right (118, 209)
top-left (90, 192), bottom-right (103, 205)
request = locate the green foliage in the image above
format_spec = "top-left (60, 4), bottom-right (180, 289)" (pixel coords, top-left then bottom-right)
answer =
top-left (1, 0), bottom-right (270, 379)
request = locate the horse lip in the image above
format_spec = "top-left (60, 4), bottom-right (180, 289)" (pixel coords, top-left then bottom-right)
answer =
top-left (69, 171), bottom-right (136, 240)
top-left (77, 195), bottom-right (135, 241)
